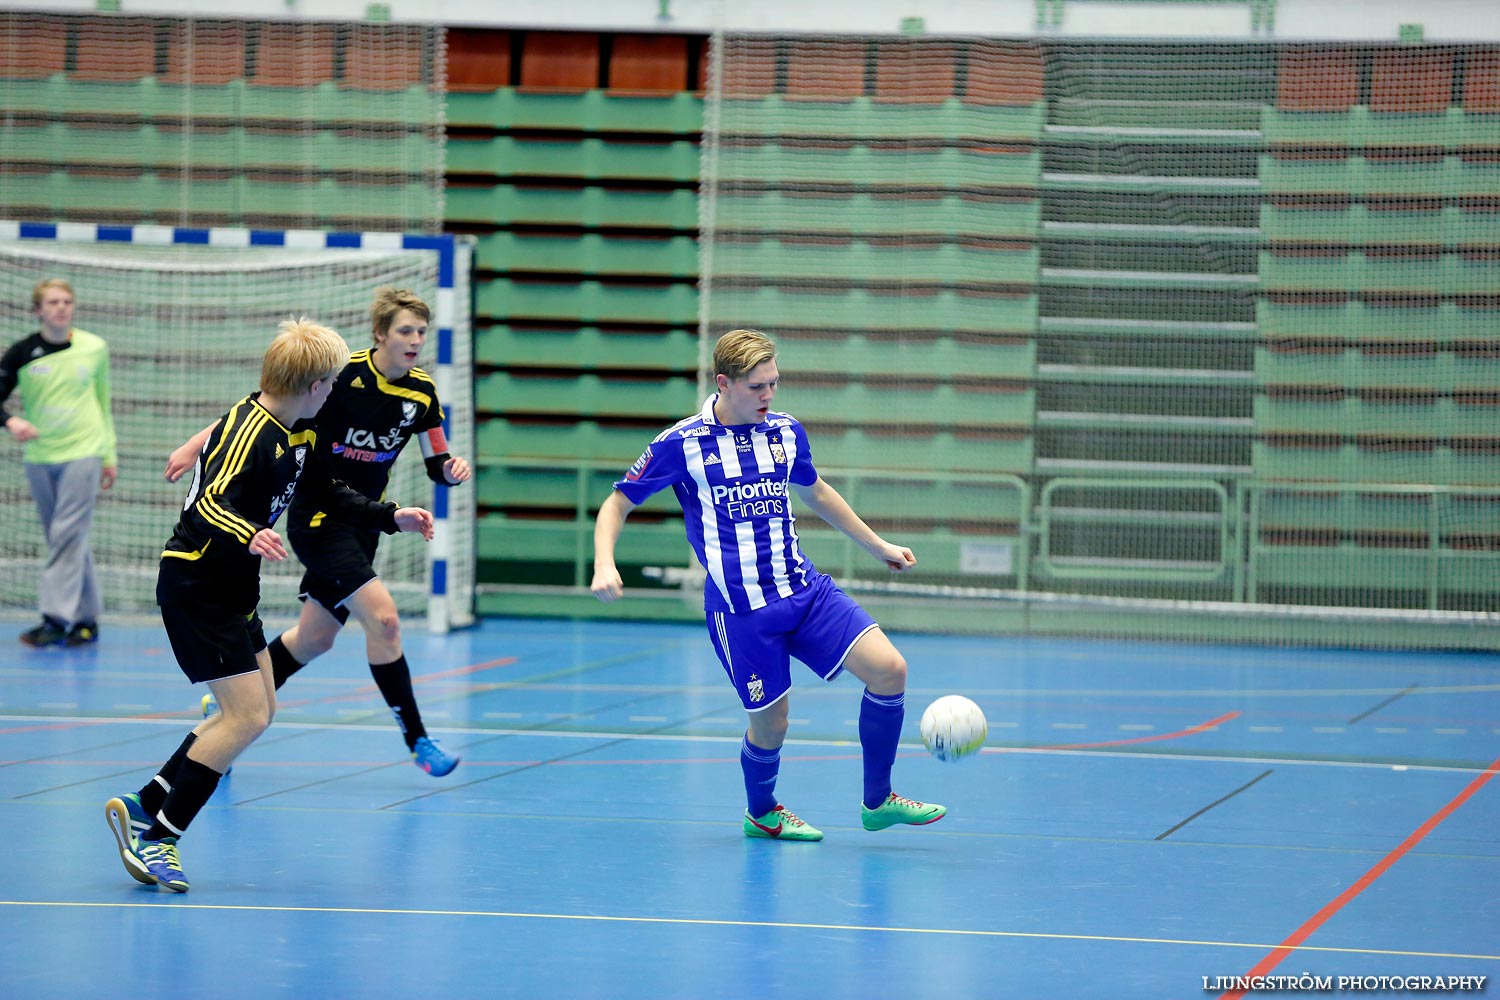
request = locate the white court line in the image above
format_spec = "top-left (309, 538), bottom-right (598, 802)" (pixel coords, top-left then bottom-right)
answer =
top-left (6, 715), bottom-right (1498, 775)
top-left (0, 900), bottom-right (1495, 962)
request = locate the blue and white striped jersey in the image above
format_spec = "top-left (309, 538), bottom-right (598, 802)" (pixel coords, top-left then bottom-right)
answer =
top-left (614, 395), bottom-right (821, 614)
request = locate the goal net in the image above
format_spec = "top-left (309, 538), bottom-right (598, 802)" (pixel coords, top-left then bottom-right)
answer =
top-left (0, 221), bottom-right (475, 632)
top-left (699, 32), bottom-right (1500, 649)
top-left (0, 13), bottom-right (446, 234)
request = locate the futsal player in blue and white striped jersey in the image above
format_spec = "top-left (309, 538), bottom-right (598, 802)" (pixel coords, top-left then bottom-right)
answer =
top-left (592, 328), bottom-right (945, 841)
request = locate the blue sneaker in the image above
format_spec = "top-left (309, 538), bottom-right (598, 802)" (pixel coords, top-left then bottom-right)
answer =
top-left (117, 792), bottom-right (152, 840)
top-left (411, 736), bottom-right (459, 776)
top-left (133, 837), bottom-right (190, 893)
top-left (201, 693), bottom-right (231, 775)
top-left (105, 796), bottom-right (156, 885)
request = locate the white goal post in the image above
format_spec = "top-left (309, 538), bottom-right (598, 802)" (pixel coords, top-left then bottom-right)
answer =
top-left (0, 220), bottom-right (475, 633)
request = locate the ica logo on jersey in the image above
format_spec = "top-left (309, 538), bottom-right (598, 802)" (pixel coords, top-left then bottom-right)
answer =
top-left (336, 427), bottom-right (401, 463)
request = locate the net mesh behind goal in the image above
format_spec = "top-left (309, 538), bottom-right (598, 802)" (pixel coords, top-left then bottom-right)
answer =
top-left (0, 224), bottom-right (474, 630)
top-left (0, 13), bottom-right (445, 234)
top-left (700, 34), bottom-right (1500, 648)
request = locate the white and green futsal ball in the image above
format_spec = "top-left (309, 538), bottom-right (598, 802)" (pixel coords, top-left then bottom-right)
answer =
top-left (919, 695), bottom-right (988, 762)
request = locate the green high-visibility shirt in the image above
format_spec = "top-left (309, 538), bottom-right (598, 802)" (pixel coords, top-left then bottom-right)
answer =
top-left (0, 328), bottom-right (118, 467)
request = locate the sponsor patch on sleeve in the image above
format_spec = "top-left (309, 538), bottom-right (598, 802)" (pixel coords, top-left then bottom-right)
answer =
top-left (625, 446), bottom-right (653, 481)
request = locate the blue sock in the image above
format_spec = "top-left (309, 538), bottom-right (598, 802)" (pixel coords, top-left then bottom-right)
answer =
top-left (741, 735), bottom-right (781, 817)
top-left (859, 689), bottom-right (905, 809)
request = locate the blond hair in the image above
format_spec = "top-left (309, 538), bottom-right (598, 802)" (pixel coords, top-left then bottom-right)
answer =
top-left (261, 318), bottom-right (349, 397)
top-left (370, 286), bottom-right (430, 345)
top-left (712, 329), bottom-right (776, 381)
top-left (32, 277), bottom-right (74, 310)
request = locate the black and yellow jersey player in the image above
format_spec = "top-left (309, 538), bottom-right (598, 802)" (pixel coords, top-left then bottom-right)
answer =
top-left (167, 287), bottom-right (472, 776)
top-left (105, 318), bottom-right (434, 893)
top-left (159, 388), bottom-right (411, 613)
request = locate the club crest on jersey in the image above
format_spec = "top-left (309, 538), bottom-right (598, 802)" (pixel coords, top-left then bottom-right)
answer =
top-left (625, 446), bottom-right (652, 481)
top-left (769, 442), bottom-right (786, 464)
top-left (401, 401), bottom-right (418, 427)
top-left (747, 674), bottom-right (764, 703)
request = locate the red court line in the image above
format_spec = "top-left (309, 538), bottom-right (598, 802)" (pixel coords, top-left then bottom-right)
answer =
top-left (310, 656), bottom-right (518, 705)
top-left (1218, 754), bottom-right (1500, 1000)
top-left (1028, 710), bottom-right (1241, 751)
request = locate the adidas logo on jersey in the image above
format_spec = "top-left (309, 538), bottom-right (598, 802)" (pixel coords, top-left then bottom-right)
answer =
top-left (275, 443), bottom-right (284, 459)
top-left (703, 453), bottom-right (722, 465)
top-left (351, 376), bottom-right (365, 389)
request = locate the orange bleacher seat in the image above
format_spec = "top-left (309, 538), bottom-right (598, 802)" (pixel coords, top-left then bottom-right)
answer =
top-left (248, 24), bottom-right (336, 87)
top-left (785, 39), bottom-right (865, 100)
top-left (874, 40), bottom-right (957, 103)
top-left (1463, 49), bottom-right (1500, 113)
top-left (718, 37), bottom-right (777, 98)
top-left (162, 21), bottom-right (246, 86)
top-left (0, 15), bottom-right (67, 80)
top-left (1277, 47), bottom-right (1359, 111)
top-left (519, 31), bottom-right (600, 91)
top-left (964, 41), bottom-right (1044, 106)
top-left (609, 34), bottom-right (688, 94)
top-left (342, 24), bottom-right (427, 91)
top-left (447, 27), bottom-right (511, 92)
top-left (1371, 48), bottom-right (1452, 113)
top-left (72, 17), bottom-right (155, 83)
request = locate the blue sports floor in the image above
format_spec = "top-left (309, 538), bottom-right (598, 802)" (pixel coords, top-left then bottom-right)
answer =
top-left (2, 615), bottom-right (1497, 999)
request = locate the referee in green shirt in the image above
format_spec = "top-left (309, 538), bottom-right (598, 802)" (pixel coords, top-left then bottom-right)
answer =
top-left (0, 278), bottom-right (117, 647)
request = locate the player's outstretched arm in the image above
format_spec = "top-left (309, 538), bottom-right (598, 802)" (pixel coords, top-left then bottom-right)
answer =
top-left (591, 490), bottom-right (637, 602)
top-left (793, 477), bottom-right (916, 573)
top-left (165, 421), bottom-right (219, 482)
top-left (393, 506), bottom-right (435, 540)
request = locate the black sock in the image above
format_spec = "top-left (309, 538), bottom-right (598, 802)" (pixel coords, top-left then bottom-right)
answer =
top-left (138, 732), bottom-right (197, 817)
top-left (143, 757), bottom-right (222, 842)
top-left (268, 635), bottom-right (304, 691)
top-left (370, 655), bottom-right (425, 749)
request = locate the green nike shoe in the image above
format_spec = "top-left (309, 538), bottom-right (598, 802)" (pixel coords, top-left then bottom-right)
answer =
top-left (861, 792), bottom-right (947, 831)
top-left (743, 804), bottom-right (823, 842)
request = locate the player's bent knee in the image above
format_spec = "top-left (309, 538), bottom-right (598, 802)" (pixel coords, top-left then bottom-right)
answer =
top-left (224, 706), bottom-right (272, 741)
top-left (374, 612), bottom-right (401, 646)
top-left (302, 628), bottom-right (338, 658)
top-left (864, 652), bottom-right (907, 694)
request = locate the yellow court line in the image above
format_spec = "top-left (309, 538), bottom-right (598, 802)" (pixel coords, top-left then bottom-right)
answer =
top-left (1, 900), bottom-right (1496, 962)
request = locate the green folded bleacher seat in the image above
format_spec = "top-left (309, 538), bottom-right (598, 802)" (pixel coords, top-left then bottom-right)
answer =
top-left (447, 184), bottom-right (698, 229)
top-left (477, 279), bottom-right (698, 325)
top-left (475, 326), bottom-right (700, 370)
top-left (475, 372), bottom-right (697, 419)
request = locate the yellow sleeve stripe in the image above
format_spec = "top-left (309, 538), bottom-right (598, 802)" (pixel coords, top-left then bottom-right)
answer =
top-left (197, 406), bottom-right (269, 542)
top-left (191, 401), bottom-right (252, 540)
top-left (202, 406), bottom-right (268, 533)
top-left (378, 383), bottom-right (432, 407)
top-left (199, 397), bottom-right (248, 477)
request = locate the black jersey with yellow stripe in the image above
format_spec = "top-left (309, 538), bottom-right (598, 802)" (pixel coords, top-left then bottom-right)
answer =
top-left (160, 393), bottom-right (398, 610)
top-left (288, 349), bottom-right (444, 530)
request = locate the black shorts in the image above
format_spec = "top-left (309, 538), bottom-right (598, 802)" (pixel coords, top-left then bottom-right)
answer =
top-left (289, 520), bottom-right (380, 625)
top-left (159, 601), bottom-right (268, 685)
